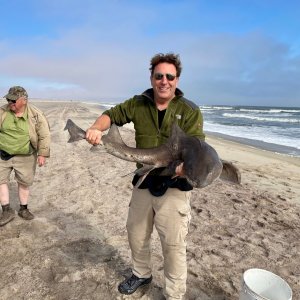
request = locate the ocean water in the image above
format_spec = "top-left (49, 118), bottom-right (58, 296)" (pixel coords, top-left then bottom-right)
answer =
top-left (201, 105), bottom-right (300, 157)
top-left (94, 102), bottom-right (300, 158)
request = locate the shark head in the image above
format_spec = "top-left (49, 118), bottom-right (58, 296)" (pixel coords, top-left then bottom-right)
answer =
top-left (182, 138), bottom-right (223, 188)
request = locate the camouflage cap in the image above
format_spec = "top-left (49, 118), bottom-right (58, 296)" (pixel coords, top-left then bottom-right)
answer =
top-left (4, 86), bottom-right (28, 100)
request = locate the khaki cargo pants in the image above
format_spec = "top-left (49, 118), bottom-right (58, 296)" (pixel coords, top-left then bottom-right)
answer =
top-left (127, 187), bottom-right (191, 300)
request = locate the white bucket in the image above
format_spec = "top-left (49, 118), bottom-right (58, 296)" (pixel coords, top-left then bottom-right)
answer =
top-left (240, 268), bottom-right (292, 300)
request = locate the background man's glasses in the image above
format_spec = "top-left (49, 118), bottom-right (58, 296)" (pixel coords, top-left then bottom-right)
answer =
top-left (153, 73), bottom-right (176, 81)
top-left (7, 99), bottom-right (17, 103)
top-left (6, 99), bottom-right (17, 103)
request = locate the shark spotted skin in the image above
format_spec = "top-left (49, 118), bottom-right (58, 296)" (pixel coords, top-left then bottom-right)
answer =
top-left (64, 119), bottom-right (241, 188)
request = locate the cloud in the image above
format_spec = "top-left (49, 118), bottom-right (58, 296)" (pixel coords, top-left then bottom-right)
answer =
top-left (0, 1), bottom-right (299, 106)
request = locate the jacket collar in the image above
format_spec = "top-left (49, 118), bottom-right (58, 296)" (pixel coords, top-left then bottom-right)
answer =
top-left (141, 88), bottom-right (184, 102)
top-left (1, 103), bottom-right (28, 115)
top-left (1, 104), bottom-right (10, 111)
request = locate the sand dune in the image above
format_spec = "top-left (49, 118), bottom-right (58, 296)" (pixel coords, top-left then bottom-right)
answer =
top-left (0, 101), bottom-right (299, 300)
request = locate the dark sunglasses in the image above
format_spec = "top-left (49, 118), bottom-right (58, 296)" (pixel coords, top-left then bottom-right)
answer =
top-left (153, 73), bottom-right (177, 81)
top-left (7, 99), bottom-right (17, 103)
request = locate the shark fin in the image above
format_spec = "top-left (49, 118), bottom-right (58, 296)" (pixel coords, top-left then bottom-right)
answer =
top-left (133, 165), bottom-right (157, 188)
top-left (121, 170), bottom-right (135, 178)
top-left (134, 165), bottom-right (156, 176)
top-left (102, 124), bottom-right (124, 145)
top-left (220, 160), bottom-right (241, 184)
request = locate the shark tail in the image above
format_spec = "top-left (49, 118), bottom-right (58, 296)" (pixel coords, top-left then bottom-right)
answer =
top-left (64, 119), bottom-right (87, 142)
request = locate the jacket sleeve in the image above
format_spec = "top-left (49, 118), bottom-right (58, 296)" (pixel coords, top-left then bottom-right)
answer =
top-left (35, 111), bottom-right (51, 157)
top-left (102, 98), bottom-right (136, 126)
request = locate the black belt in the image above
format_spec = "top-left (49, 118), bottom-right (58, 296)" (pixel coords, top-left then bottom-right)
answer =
top-left (0, 150), bottom-right (15, 161)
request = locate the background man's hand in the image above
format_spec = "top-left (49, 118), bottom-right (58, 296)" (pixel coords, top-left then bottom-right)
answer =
top-left (37, 156), bottom-right (46, 167)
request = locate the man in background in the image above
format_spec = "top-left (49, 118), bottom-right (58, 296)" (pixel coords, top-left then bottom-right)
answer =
top-left (0, 86), bottom-right (50, 226)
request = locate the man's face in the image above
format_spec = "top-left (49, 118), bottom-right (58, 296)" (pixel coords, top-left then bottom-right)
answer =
top-left (7, 96), bottom-right (27, 112)
top-left (151, 62), bottom-right (179, 103)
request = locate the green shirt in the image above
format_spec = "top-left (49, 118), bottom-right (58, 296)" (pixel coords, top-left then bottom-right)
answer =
top-left (0, 109), bottom-right (31, 155)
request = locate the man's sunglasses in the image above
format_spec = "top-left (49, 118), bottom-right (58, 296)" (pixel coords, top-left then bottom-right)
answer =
top-left (7, 99), bottom-right (17, 103)
top-left (153, 73), bottom-right (177, 81)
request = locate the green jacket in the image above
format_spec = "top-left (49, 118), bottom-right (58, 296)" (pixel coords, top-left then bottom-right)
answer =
top-left (103, 88), bottom-right (205, 149)
top-left (0, 103), bottom-right (51, 157)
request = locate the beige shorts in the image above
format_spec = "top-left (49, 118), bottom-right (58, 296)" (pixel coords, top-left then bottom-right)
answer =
top-left (0, 153), bottom-right (37, 186)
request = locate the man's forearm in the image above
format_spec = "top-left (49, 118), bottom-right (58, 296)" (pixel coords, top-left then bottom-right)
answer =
top-left (90, 114), bottom-right (111, 131)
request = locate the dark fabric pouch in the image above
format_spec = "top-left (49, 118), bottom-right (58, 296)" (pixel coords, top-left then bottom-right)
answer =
top-left (132, 174), bottom-right (168, 196)
top-left (169, 178), bottom-right (193, 191)
top-left (0, 150), bottom-right (15, 161)
top-left (132, 173), bottom-right (193, 197)
top-left (132, 175), bottom-right (176, 197)
top-left (148, 176), bottom-right (170, 197)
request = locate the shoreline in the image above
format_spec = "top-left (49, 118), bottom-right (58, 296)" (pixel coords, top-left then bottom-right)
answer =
top-left (82, 100), bottom-right (300, 159)
top-left (88, 101), bottom-right (300, 159)
top-left (1, 99), bottom-right (299, 159)
top-left (206, 130), bottom-right (300, 158)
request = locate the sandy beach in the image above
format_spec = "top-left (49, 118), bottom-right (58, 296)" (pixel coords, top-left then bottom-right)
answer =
top-left (0, 100), bottom-right (299, 300)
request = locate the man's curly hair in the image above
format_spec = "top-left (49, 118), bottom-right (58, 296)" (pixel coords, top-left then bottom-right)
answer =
top-left (149, 53), bottom-right (182, 77)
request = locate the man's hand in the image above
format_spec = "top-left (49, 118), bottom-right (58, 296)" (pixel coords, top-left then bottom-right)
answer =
top-left (86, 128), bottom-right (102, 145)
top-left (37, 156), bottom-right (46, 167)
top-left (175, 162), bottom-right (185, 177)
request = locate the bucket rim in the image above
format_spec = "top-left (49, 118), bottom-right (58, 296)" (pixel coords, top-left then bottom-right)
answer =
top-left (242, 268), bottom-right (293, 299)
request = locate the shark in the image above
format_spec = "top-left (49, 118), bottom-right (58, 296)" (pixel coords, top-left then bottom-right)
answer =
top-left (64, 119), bottom-right (241, 188)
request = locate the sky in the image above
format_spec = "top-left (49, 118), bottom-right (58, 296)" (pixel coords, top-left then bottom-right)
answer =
top-left (0, 0), bottom-right (299, 107)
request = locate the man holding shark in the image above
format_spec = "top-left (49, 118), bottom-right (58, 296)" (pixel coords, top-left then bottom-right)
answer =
top-left (86, 53), bottom-right (205, 299)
